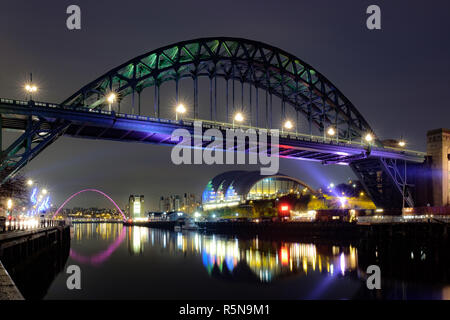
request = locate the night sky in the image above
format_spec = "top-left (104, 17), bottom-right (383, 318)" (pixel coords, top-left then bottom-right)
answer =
top-left (1, 1), bottom-right (449, 210)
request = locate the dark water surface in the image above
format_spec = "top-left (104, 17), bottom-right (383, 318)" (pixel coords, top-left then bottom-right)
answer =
top-left (31, 223), bottom-right (449, 299)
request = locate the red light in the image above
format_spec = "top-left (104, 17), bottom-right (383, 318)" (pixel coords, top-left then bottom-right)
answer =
top-left (280, 247), bottom-right (289, 265)
top-left (127, 219), bottom-right (133, 223)
top-left (280, 205), bottom-right (289, 212)
top-left (8, 215), bottom-right (12, 220)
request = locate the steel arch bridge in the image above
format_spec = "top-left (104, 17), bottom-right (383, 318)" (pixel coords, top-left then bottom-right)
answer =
top-left (0, 37), bottom-right (426, 209)
top-left (63, 37), bottom-right (372, 141)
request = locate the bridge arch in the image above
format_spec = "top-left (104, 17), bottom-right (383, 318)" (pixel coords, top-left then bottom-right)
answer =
top-left (70, 226), bottom-right (127, 266)
top-left (63, 37), bottom-right (376, 142)
top-left (52, 189), bottom-right (127, 221)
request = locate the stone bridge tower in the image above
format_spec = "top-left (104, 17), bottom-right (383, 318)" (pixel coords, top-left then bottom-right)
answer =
top-left (427, 128), bottom-right (450, 207)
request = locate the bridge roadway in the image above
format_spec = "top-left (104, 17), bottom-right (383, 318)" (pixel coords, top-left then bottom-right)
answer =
top-left (0, 98), bottom-right (425, 164)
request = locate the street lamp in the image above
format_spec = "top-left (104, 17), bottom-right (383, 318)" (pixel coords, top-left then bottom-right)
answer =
top-left (398, 140), bottom-right (406, 147)
top-left (283, 120), bottom-right (293, 131)
top-left (326, 126), bottom-right (338, 142)
top-left (24, 84), bottom-right (37, 100)
top-left (175, 103), bottom-right (186, 121)
top-left (24, 73), bottom-right (37, 100)
top-left (25, 84), bottom-right (37, 93)
top-left (107, 93), bottom-right (116, 111)
top-left (364, 133), bottom-right (373, 143)
top-left (327, 127), bottom-right (336, 136)
top-left (233, 112), bottom-right (244, 128)
top-left (27, 179), bottom-right (33, 186)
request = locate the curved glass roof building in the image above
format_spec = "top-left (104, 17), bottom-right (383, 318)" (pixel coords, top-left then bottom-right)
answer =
top-left (202, 171), bottom-right (315, 210)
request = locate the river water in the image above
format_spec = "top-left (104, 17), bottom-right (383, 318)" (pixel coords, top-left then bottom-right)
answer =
top-left (15, 223), bottom-right (450, 300)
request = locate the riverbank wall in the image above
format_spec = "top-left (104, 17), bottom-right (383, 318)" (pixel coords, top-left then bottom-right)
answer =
top-left (0, 225), bottom-right (71, 300)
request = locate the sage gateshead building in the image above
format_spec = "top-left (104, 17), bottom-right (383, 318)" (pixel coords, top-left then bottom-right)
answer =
top-left (202, 171), bottom-right (315, 210)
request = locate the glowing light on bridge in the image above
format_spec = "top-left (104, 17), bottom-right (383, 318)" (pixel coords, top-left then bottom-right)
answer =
top-left (176, 103), bottom-right (186, 120)
top-left (107, 93), bottom-right (116, 104)
top-left (399, 140), bottom-right (406, 147)
top-left (24, 84), bottom-right (37, 93)
top-left (364, 133), bottom-right (373, 143)
top-left (284, 120), bottom-right (293, 130)
top-left (176, 103), bottom-right (186, 114)
top-left (327, 127), bottom-right (336, 136)
top-left (52, 189), bottom-right (127, 221)
top-left (234, 112), bottom-right (244, 122)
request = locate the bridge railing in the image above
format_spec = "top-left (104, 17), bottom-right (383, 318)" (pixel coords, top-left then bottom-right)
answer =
top-left (0, 97), bottom-right (426, 157)
top-left (180, 117), bottom-right (426, 157)
top-left (0, 217), bottom-right (65, 233)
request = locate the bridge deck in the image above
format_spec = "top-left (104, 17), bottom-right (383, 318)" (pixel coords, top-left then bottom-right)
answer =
top-left (0, 98), bottom-right (425, 164)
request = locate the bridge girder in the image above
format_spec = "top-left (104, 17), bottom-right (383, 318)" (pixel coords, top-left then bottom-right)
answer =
top-left (350, 157), bottom-right (416, 209)
top-left (0, 112), bottom-right (69, 183)
top-left (63, 37), bottom-right (376, 143)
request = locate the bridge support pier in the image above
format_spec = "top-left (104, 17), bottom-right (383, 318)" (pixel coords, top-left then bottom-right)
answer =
top-left (350, 158), bottom-right (416, 209)
top-left (427, 129), bottom-right (450, 207)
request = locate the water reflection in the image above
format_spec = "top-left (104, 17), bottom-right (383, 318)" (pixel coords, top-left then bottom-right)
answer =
top-left (127, 226), bottom-right (149, 255)
top-left (70, 226), bottom-right (126, 265)
top-left (199, 236), bottom-right (358, 282)
top-left (58, 223), bottom-right (449, 299)
top-left (71, 223), bottom-right (357, 283)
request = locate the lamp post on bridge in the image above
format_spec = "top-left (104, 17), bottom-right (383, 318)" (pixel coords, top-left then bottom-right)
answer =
top-left (107, 93), bottom-right (116, 112)
top-left (233, 112), bottom-right (244, 128)
top-left (176, 104), bottom-right (186, 121)
top-left (326, 126), bottom-right (338, 143)
top-left (364, 133), bottom-right (373, 145)
top-left (24, 73), bottom-right (37, 101)
top-left (282, 120), bottom-right (293, 134)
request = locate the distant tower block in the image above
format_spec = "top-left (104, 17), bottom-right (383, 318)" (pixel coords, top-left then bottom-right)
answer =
top-left (427, 129), bottom-right (450, 206)
top-left (129, 195), bottom-right (144, 219)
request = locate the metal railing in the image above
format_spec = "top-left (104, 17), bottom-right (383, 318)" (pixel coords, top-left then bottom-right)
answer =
top-left (357, 215), bottom-right (450, 224)
top-left (0, 217), bottom-right (65, 233)
top-left (0, 97), bottom-right (426, 158)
